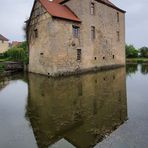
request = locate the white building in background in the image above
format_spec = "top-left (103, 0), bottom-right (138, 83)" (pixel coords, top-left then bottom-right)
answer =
top-left (0, 34), bottom-right (9, 53)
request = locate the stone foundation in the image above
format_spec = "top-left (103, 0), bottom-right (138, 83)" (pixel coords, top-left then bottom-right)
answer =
top-left (29, 64), bottom-right (125, 78)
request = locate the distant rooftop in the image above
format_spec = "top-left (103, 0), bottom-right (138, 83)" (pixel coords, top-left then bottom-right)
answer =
top-left (0, 34), bottom-right (9, 41)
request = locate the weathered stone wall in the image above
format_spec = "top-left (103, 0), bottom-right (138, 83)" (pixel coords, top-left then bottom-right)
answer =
top-left (28, 1), bottom-right (82, 75)
top-left (0, 40), bottom-right (9, 53)
top-left (66, 0), bottom-right (125, 68)
top-left (28, 0), bottom-right (125, 76)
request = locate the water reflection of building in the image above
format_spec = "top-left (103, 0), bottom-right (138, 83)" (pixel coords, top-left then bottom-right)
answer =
top-left (26, 68), bottom-right (127, 148)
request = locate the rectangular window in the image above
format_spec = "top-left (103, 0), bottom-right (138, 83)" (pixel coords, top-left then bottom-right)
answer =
top-left (90, 2), bottom-right (95, 15)
top-left (117, 31), bottom-right (120, 41)
top-left (117, 12), bottom-right (119, 22)
top-left (91, 26), bottom-right (95, 40)
top-left (34, 29), bottom-right (38, 38)
top-left (72, 25), bottom-right (79, 38)
top-left (77, 49), bottom-right (81, 61)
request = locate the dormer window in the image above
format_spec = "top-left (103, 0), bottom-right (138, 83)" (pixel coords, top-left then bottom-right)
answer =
top-left (90, 2), bottom-right (95, 15)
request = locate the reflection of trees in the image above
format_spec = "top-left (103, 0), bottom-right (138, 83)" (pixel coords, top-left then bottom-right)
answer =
top-left (127, 64), bottom-right (148, 75)
top-left (0, 73), bottom-right (28, 91)
top-left (26, 68), bottom-right (128, 148)
top-left (141, 64), bottom-right (148, 75)
top-left (126, 64), bottom-right (138, 76)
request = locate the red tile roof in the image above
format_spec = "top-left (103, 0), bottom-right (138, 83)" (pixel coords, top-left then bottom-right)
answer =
top-left (0, 34), bottom-right (9, 41)
top-left (38, 0), bottom-right (81, 22)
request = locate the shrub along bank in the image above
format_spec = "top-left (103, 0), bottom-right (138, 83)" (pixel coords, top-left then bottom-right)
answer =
top-left (0, 41), bottom-right (28, 64)
top-left (126, 44), bottom-right (148, 64)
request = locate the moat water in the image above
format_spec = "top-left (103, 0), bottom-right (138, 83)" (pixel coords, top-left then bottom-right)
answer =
top-left (0, 64), bottom-right (148, 148)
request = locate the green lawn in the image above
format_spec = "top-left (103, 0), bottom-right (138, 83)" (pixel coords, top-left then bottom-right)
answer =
top-left (126, 58), bottom-right (148, 63)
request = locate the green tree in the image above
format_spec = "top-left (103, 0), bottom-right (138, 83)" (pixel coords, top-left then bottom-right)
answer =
top-left (126, 44), bottom-right (139, 58)
top-left (3, 41), bottom-right (28, 64)
top-left (139, 47), bottom-right (148, 58)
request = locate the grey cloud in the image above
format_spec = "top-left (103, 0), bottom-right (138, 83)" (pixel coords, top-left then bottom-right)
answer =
top-left (0, 0), bottom-right (34, 41)
top-left (112, 0), bottom-right (148, 48)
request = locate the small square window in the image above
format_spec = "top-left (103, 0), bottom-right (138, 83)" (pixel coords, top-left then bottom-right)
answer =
top-left (77, 49), bottom-right (81, 61)
top-left (34, 29), bottom-right (38, 38)
top-left (72, 25), bottom-right (79, 38)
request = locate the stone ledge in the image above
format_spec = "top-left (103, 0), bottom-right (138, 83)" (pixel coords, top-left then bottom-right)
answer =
top-left (29, 64), bottom-right (125, 78)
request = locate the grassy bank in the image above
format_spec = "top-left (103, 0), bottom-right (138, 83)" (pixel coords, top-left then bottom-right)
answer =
top-left (0, 58), bottom-right (10, 62)
top-left (126, 58), bottom-right (148, 64)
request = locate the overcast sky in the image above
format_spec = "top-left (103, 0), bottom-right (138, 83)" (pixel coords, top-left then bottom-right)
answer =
top-left (0, 0), bottom-right (148, 48)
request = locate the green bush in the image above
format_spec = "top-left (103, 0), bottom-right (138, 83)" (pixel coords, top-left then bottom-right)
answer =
top-left (3, 41), bottom-right (28, 64)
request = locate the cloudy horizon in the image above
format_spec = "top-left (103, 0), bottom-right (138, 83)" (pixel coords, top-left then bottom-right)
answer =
top-left (0, 0), bottom-right (148, 48)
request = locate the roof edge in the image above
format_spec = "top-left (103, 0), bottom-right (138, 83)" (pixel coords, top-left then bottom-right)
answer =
top-left (60, 0), bottom-right (126, 13)
top-left (60, 0), bottom-right (70, 4)
top-left (53, 16), bottom-right (81, 23)
top-left (95, 0), bottom-right (126, 13)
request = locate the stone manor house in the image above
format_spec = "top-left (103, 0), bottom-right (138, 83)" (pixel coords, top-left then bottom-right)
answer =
top-left (27, 0), bottom-right (126, 76)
